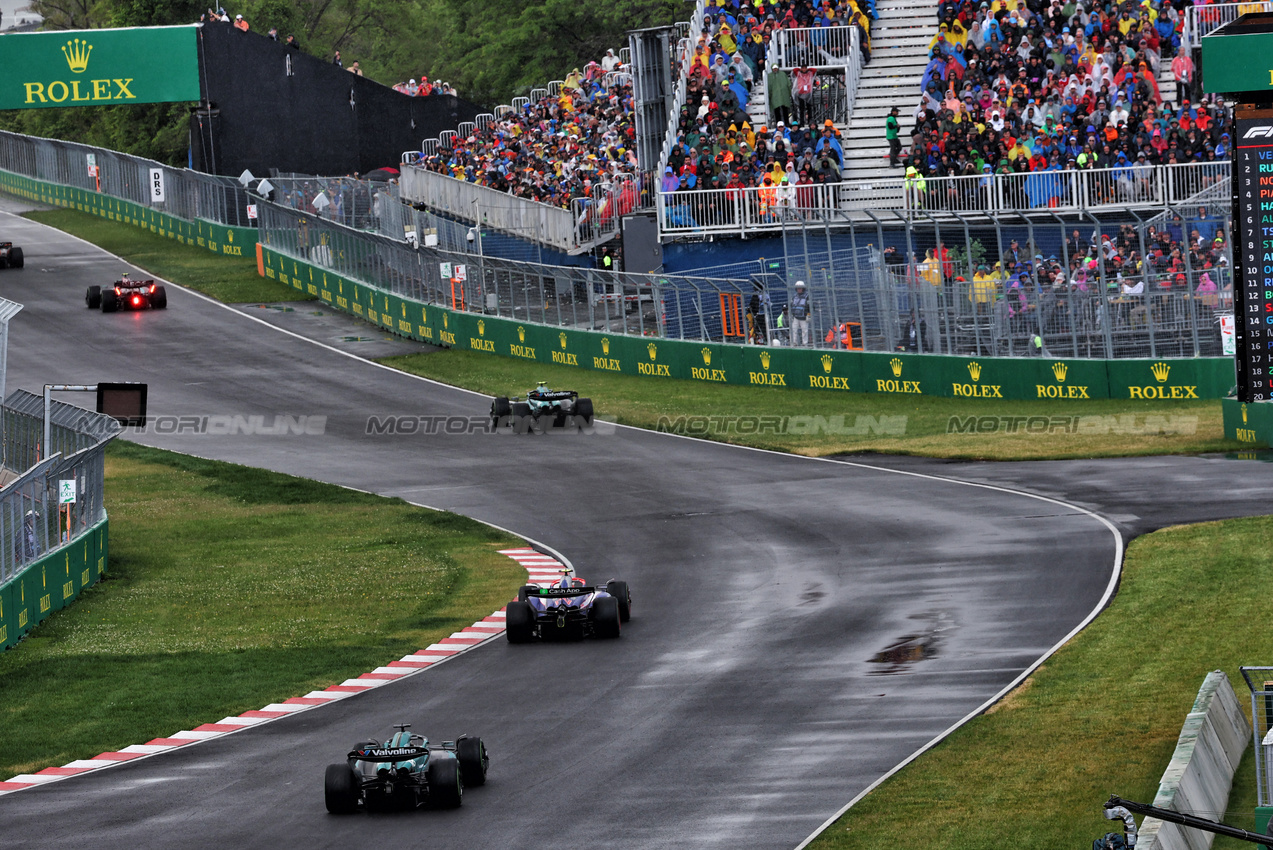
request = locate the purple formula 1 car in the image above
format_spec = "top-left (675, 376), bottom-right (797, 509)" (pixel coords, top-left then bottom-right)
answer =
top-left (505, 570), bottom-right (631, 642)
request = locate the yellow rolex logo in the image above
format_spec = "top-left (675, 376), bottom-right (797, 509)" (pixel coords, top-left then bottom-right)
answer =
top-left (647, 342), bottom-right (657, 361)
top-left (421, 307), bottom-right (427, 322)
top-left (890, 358), bottom-right (903, 378)
top-left (702, 347), bottom-right (712, 366)
top-left (1242, 403), bottom-right (1248, 424)
top-left (477, 319), bottom-right (485, 336)
top-left (227, 230), bottom-right (234, 243)
top-left (443, 314), bottom-right (449, 328)
top-left (401, 303), bottom-right (407, 317)
top-left (517, 326), bottom-right (526, 342)
top-left (1151, 362), bottom-right (1170, 383)
top-left (760, 351), bottom-right (771, 369)
top-left (1052, 362), bottom-right (1068, 382)
top-left (821, 354), bottom-right (833, 373)
top-left (559, 332), bottom-right (567, 349)
top-left (602, 337), bottom-right (610, 355)
top-left (967, 361), bottom-right (982, 381)
top-left (62, 39), bottom-right (92, 73)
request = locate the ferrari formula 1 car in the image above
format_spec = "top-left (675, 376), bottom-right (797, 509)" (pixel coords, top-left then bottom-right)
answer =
top-left (86, 273), bottom-right (167, 312)
top-left (0, 242), bottom-right (23, 269)
top-left (506, 569), bottom-right (631, 642)
top-left (324, 723), bottom-right (489, 814)
top-left (490, 382), bottom-right (593, 433)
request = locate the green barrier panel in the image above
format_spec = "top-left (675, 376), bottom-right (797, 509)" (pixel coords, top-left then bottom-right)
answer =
top-left (1222, 397), bottom-right (1273, 447)
top-left (0, 518), bottom-right (106, 651)
top-left (858, 351), bottom-right (944, 397)
top-left (1105, 358), bottom-right (1230, 401)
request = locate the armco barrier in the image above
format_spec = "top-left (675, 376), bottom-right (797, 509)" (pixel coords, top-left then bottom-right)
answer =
top-left (0, 519), bottom-right (107, 651)
top-left (0, 170), bottom-right (258, 258)
top-left (260, 245), bottom-right (1234, 401)
top-left (1137, 671), bottom-right (1251, 850)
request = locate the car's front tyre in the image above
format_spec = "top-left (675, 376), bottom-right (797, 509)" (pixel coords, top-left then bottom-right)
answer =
top-left (86, 286), bottom-right (101, 309)
top-left (456, 736), bottom-right (488, 787)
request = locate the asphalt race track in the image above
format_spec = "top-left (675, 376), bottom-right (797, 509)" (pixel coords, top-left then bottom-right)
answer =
top-left (0, 206), bottom-right (1265, 849)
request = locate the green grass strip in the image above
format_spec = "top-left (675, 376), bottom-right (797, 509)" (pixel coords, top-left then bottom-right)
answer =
top-left (383, 349), bottom-right (1240, 461)
top-left (808, 515), bottom-right (1273, 849)
top-left (22, 208), bottom-right (311, 304)
top-left (0, 441), bottom-right (522, 778)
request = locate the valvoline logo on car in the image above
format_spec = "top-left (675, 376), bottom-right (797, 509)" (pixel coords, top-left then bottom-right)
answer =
top-left (358, 747), bottom-right (422, 759)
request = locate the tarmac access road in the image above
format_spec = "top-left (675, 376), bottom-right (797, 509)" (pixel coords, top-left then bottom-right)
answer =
top-left (0, 206), bottom-right (1261, 849)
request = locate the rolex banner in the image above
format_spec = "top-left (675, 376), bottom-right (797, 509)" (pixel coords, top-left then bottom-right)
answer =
top-left (0, 25), bottom-right (200, 111)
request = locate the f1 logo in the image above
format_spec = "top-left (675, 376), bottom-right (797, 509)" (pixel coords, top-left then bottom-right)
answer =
top-left (1243, 126), bottom-right (1273, 139)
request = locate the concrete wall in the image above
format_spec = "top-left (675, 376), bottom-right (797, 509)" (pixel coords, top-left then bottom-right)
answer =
top-left (1138, 671), bottom-right (1252, 850)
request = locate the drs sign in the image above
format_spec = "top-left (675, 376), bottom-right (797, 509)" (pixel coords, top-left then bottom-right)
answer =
top-left (0, 25), bottom-right (200, 111)
top-left (149, 168), bottom-right (165, 203)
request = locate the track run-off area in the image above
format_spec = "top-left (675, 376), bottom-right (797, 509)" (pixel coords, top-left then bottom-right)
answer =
top-left (0, 207), bottom-right (1267, 849)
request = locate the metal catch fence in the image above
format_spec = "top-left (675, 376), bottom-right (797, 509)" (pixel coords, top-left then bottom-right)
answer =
top-left (0, 390), bottom-right (119, 587)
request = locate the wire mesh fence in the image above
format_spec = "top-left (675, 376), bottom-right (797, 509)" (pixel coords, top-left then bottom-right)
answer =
top-left (0, 390), bottom-right (118, 587)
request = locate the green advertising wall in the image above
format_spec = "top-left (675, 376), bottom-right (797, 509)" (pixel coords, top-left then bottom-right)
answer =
top-left (0, 26), bottom-right (200, 111)
top-left (0, 519), bottom-right (108, 651)
top-left (259, 246), bottom-right (1236, 401)
top-left (0, 170), bottom-right (258, 258)
top-left (1222, 397), bottom-right (1273, 447)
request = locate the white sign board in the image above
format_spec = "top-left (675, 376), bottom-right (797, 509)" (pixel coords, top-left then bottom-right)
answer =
top-left (148, 168), bottom-right (165, 203)
top-left (59, 479), bottom-right (77, 505)
top-left (246, 204), bottom-right (258, 220)
top-left (454, 264), bottom-right (467, 282)
top-left (440, 262), bottom-right (452, 279)
top-left (1220, 313), bottom-right (1235, 356)
top-left (86, 153), bottom-right (96, 175)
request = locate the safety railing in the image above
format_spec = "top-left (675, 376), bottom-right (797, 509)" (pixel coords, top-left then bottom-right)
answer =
top-left (398, 166), bottom-right (577, 253)
top-left (770, 25), bottom-right (860, 69)
top-left (0, 390), bottom-right (119, 586)
top-left (1186, 0), bottom-right (1273, 46)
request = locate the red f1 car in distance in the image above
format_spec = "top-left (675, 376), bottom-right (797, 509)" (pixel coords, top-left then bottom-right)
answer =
top-left (86, 273), bottom-right (167, 312)
top-left (0, 242), bottom-right (23, 268)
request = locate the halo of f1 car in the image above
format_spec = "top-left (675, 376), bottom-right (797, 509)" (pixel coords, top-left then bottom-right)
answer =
top-left (324, 723), bottom-right (489, 813)
top-left (86, 273), bottom-right (167, 312)
top-left (0, 242), bottom-right (23, 269)
top-left (490, 382), bottom-right (593, 433)
top-left (506, 568), bottom-right (631, 642)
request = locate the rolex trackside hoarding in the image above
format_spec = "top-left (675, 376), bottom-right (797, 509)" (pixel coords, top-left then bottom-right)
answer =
top-left (0, 25), bottom-right (200, 111)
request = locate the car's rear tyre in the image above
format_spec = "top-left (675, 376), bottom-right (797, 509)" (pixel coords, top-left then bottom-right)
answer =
top-left (490, 396), bottom-right (511, 429)
top-left (510, 402), bottom-right (532, 435)
top-left (427, 756), bottom-right (463, 808)
top-left (605, 580), bottom-right (631, 623)
top-left (100, 290), bottom-right (118, 313)
top-left (505, 600), bottom-right (535, 643)
top-left (592, 595), bottom-right (621, 639)
top-left (8, 247), bottom-right (22, 269)
top-left (151, 285), bottom-right (167, 309)
top-left (324, 763), bottom-right (360, 814)
top-left (516, 584), bottom-right (537, 603)
top-left (575, 398), bottom-right (594, 427)
top-left (86, 286), bottom-right (101, 309)
top-left (456, 736), bottom-right (488, 787)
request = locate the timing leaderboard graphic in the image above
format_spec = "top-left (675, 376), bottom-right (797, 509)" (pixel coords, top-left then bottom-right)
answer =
top-left (1235, 108), bottom-right (1273, 402)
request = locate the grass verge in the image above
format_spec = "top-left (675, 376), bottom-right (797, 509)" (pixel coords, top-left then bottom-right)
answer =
top-left (21, 207), bottom-right (311, 304)
top-left (382, 349), bottom-right (1240, 460)
top-left (0, 441), bottom-right (523, 779)
top-left (808, 515), bottom-right (1273, 849)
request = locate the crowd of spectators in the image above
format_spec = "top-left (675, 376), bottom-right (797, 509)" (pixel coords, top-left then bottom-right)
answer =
top-left (421, 56), bottom-right (640, 211)
top-left (883, 207), bottom-right (1231, 343)
top-left (662, 0), bottom-right (874, 200)
top-left (899, 0), bottom-right (1233, 192)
